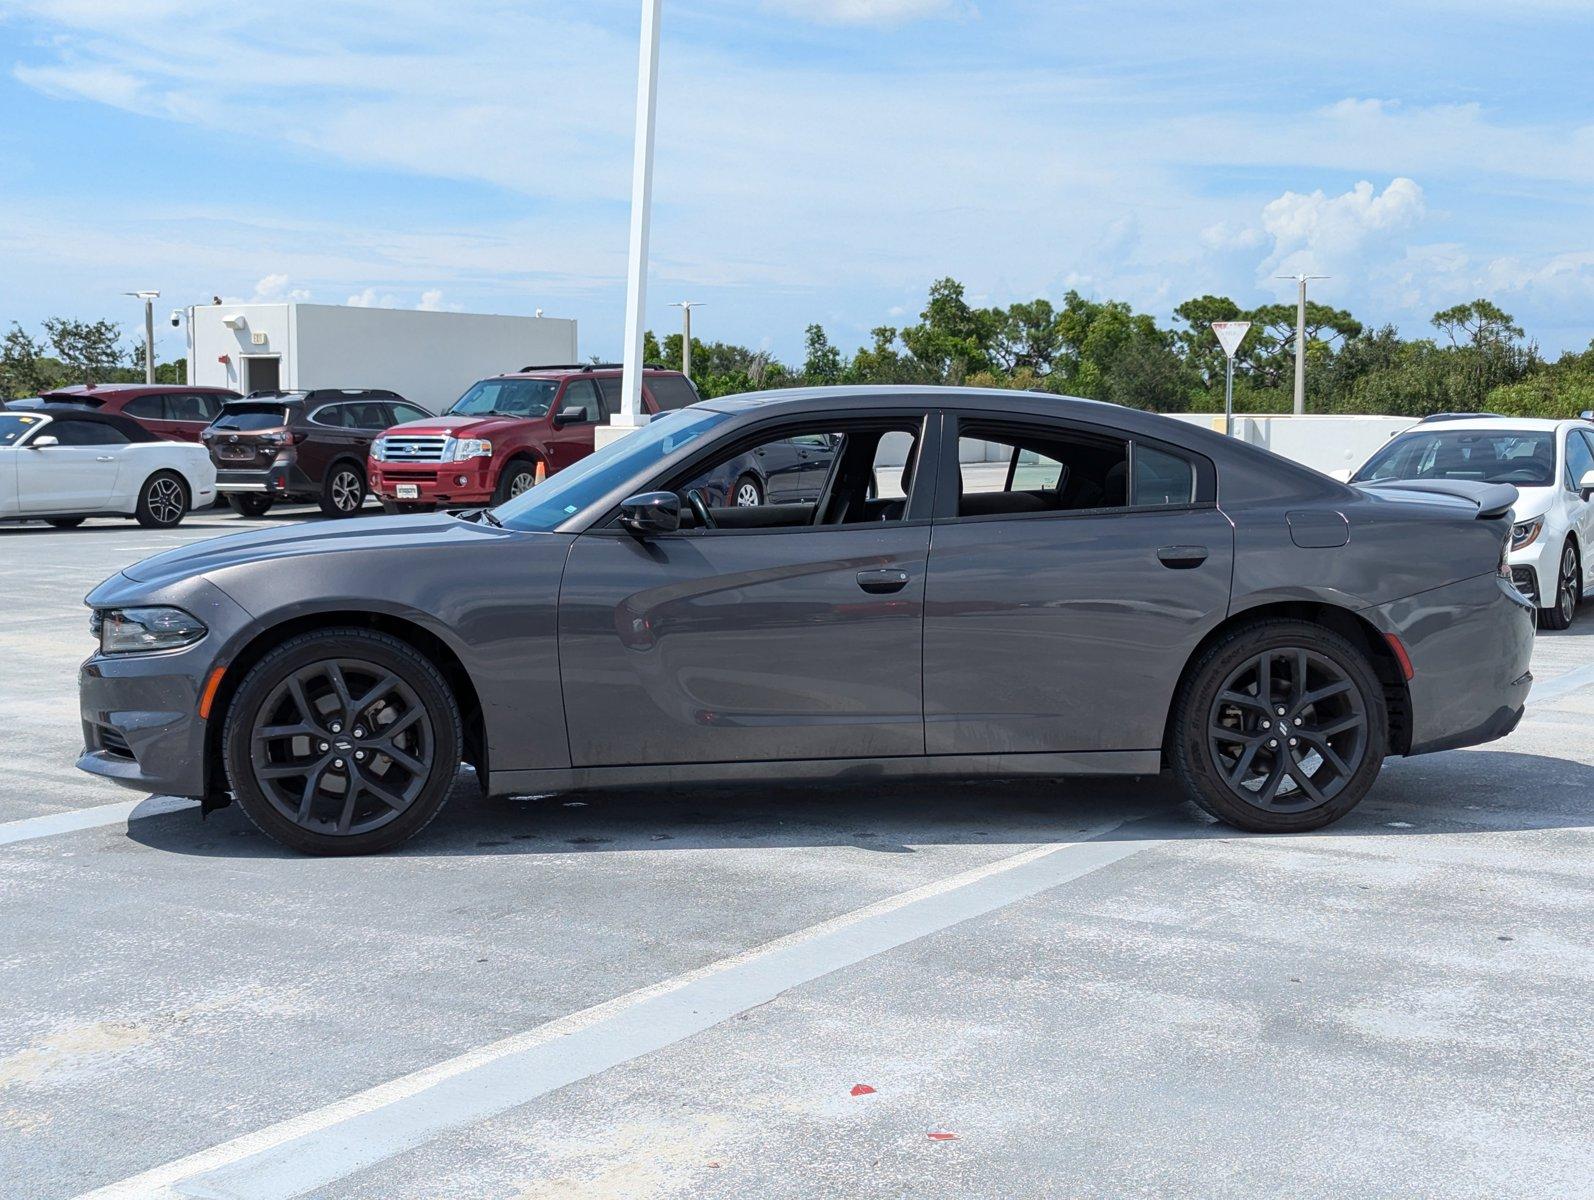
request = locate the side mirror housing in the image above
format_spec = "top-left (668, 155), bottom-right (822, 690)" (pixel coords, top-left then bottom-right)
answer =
top-left (618, 491), bottom-right (680, 537)
top-left (1580, 468), bottom-right (1594, 501)
top-left (553, 404), bottom-right (589, 429)
top-left (30, 435), bottom-right (59, 448)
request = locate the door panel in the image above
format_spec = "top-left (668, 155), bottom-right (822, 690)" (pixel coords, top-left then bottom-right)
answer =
top-left (543, 380), bottom-right (600, 473)
top-left (559, 526), bottom-right (930, 766)
top-left (923, 508), bottom-right (1234, 754)
top-left (17, 445), bottom-right (123, 512)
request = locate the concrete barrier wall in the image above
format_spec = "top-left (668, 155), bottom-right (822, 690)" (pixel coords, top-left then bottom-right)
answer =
top-left (1162, 414), bottom-right (1417, 475)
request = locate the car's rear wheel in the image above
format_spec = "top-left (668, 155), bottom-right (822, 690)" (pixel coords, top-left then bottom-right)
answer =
top-left (492, 460), bottom-right (540, 505)
top-left (227, 494), bottom-right (274, 517)
top-left (1538, 540), bottom-right (1580, 630)
top-left (320, 464), bottom-right (366, 518)
top-left (1170, 620), bottom-right (1388, 833)
top-left (135, 471), bottom-right (189, 528)
top-left (223, 629), bottom-right (462, 855)
top-left (734, 474), bottom-right (764, 507)
top-left (45, 517), bottom-right (85, 529)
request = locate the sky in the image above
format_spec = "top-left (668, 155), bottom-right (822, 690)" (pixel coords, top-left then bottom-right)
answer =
top-left (0, 0), bottom-right (1591, 369)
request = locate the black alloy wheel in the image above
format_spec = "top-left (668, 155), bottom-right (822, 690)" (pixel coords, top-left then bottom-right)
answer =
top-left (136, 472), bottom-right (189, 528)
top-left (1171, 619), bottom-right (1388, 832)
top-left (224, 629), bottom-right (461, 854)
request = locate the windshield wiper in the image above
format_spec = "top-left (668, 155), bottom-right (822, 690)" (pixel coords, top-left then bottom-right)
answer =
top-left (455, 507), bottom-right (504, 528)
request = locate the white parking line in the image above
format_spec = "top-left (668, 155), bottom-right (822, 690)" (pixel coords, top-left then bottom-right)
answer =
top-left (0, 795), bottom-right (198, 846)
top-left (70, 818), bottom-right (1179, 1200)
top-left (1528, 663), bottom-right (1594, 705)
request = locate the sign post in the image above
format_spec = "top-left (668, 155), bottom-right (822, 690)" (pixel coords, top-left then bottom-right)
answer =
top-left (1211, 320), bottom-right (1251, 437)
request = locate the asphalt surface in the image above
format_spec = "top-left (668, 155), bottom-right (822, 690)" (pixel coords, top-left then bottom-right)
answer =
top-left (1, 508), bottom-right (1591, 1199)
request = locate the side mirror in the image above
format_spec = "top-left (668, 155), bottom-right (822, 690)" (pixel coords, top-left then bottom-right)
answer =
top-left (30, 435), bottom-right (59, 448)
top-left (1580, 469), bottom-right (1594, 502)
top-left (553, 404), bottom-right (589, 428)
top-left (618, 491), bottom-right (680, 537)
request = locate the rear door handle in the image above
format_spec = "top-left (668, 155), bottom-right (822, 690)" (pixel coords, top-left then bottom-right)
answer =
top-left (856, 568), bottom-right (910, 594)
top-left (96, 455), bottom-right (116, 462)
top-left (1157, 545), bottom-right (1208, 569)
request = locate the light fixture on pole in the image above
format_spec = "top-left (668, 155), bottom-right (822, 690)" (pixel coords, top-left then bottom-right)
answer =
top-left (125, 290), bottom-right (161, 384)
top-left (1276, 273), bottom-right (1328, 415)
top-left (668, 300), bottom-right (701, 379)
top-left (615, 0), bottom-right (663, 432)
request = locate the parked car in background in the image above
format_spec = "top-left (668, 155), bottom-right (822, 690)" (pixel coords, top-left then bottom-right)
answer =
top-left (202, 389), bottom-right (429, 518)
top-left (1, 408), bottom-right (214, 528)
top-left (16, 384), bottom-right (243, 442)
top-left (1351, 415), bottom-right (1594, 628)
top-left (368, 364), bottom-right (698, 511)
top-left (79, 387), bottom-right (1534, 855)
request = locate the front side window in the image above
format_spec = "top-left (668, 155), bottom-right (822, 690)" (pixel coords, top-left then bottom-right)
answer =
top-left (450, 379), bottom-right (559, 419)
top-left (954, 423), bottom-right (1128, 517)
top-left (1355, 430), bottom-right (1556, 487)
top-left (1563, 429), bottom-right (1594, 492)
top-left (558, 380), bottom-right (602, 424)
top-left (45, 420), bottom-right (130, 446)
top-left (388, 402), bottom-right (430, 424)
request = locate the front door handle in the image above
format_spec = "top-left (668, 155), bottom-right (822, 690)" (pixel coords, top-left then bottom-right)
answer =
top-left (1157, 545), bottom-right (1208, 569)
top-left (856, 568), bottom-right (910, 594)
top-left (96, 455), bottom-right (116, 462)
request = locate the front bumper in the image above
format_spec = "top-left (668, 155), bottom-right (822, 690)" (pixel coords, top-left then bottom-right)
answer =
top-left (369, 459), bottom-right (494, 507)
top-left (1508, 536), bottom-right (1555, 608)
top-left (1370, 572), bottom-right (1537, 757)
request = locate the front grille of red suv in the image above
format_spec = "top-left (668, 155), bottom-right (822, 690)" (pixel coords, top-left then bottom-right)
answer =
top-left (380, 435), bottom-right (451, 462)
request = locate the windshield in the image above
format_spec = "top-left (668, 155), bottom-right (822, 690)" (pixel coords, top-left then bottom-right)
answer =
top-left (212, 405), bottom-right (290, 431)
top-left (0, 413), bottom-right (46, 446)
top-left (450, 379), bottom-right (560, 419)
top-left (1354, 429), bottom-right (1557, 488)
top-left (493, 408), bottom-right (732, 532)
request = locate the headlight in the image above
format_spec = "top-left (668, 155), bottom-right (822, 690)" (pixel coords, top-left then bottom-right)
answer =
top-left (449, 437), bottom-right (492, 462)
top-left (371, 437), bottom-right (387, 462)
top-left (96, 606), bottom-right (208, 654)
top-left (1511, 516), bottom-right (1544, 551)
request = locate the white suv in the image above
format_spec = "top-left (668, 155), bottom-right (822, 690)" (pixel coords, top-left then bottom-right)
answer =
top-left (1352, 415), bottom-right (1594, 629)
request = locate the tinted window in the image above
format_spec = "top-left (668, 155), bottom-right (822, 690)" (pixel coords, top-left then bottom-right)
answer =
top-left (213, 405), bottom-right (291, 431)
top-left (388, 402), bottom-right (430, 423)
top-left (955, 422), bottom-right (1128, 517)
top-left (1356, 430), bottom-right (1556, 487)
top-left (450, 379), bottom-right (559, 418)
top-left (558, 379), bottom-right (601, 424)
top-left (0, 414), bottom-right (45, 446)
top-left (345, 402), bottom-right (389, 430)
top-left (1132, 445), bottom-right (1196, 506)
top-left (595, 376), bottom-right (622, 410)
top-left (124, 395), bottom-right (164, 419)
top-left (1566, 429), bottom-right (1594, 491)
top-left (310, 405), bottom-right (350, 428)
top-left (167, 393), bottom-right (218, 422)
top-left (647, 375), bottom-right (699, 411)
top-left (46, 420), bottom-right (130, 446)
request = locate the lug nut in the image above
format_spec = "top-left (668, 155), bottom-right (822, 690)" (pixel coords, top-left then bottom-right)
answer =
top-left (1269, 739), bottom-right (1278, 748)
top-left (333, 758), bottom-right (344, 769)
top-left (1261, 720), bottom-right (1271, 729)
top-left (1289, 738), bottom-right (1298, 747)
top-left (354, 751), bottom-right (366, 762)
top-left (1276, 707), bottom-right (1286, 716)
top-left (318, 741), bottom-right (329, 752)
top-left (330, 722), bottom-right (342, 734)
top-left (1294, 717), bottom-right (1303, 726)
top-left (353, 727), bottom-right (366, 738)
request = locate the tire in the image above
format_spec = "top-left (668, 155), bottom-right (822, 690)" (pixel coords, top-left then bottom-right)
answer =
top-left (227, 494), bottom-right (275, 518)
top-left (135, 471), bottom-right (190, 528)
top-left (222, 628), bottom-right (462, 855)
top-left (492, 460), bottom-right (540, 505)
top-left (46, 517), bottom-right (85, 529)
top-left (1538, 540), bottom-right (1580, 631)
top-left (1169, 619), bottom-right (1388, 833)
top-left (733, 474), bottom-right (764, 507)
top-left (320, 463), bottom-right (367, 518)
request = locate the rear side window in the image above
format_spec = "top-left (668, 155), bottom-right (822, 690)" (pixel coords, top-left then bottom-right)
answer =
top-left (954, 422), bottom-right (1128, 517)
top-left (1132, 445), bottom-right (1196, 506)
top-left (124, 395), bottom-right (164, 419)
top-left (213, 405), bottom-right (291, 431)
top-left (346, 402), bottom-right (389, 430)
top-left (310, 405), bottom-right (350, 428)
top-left (646, 375), bottom-right (699, 411)
top-left (167, 393), bottom-right (220, 422)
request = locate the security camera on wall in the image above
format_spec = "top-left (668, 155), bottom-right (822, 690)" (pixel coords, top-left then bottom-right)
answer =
top-left (170, 310), bottom-right (183, 327)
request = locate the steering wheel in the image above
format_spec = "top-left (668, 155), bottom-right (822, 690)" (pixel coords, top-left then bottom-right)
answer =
top-left (685, 488), bottom-right (715, 530)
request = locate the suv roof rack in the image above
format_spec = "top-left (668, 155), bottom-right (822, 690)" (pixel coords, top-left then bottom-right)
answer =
top-left (516, 362), bottom-right (626, 373)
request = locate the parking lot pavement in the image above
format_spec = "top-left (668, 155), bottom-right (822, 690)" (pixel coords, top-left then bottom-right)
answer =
top-left (0, 516), bottom-right (1590, 1199)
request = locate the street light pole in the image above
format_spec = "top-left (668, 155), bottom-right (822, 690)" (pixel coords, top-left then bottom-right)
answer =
top-left (669, 300), bottom-right (700, 380)
top-left (616, 0), bottom-right (663, 431)
top-left (1277, 273), bottom-right (1327, 415)
top-left (126, 290), bottom-right (160, 383)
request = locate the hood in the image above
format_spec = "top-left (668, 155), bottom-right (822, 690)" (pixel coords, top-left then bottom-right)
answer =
top-left (119, 513), bottom-right (504, 589)
top-left (386, 413), bottom-right (540, 436)
top-left (1497, 482), bottom-right (1554, 521)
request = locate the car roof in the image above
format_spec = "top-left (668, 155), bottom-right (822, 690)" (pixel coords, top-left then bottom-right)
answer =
top-left (1395, 417), bottom-right (1567, 434)
top-left (43, 383), bottom-right (237, 396)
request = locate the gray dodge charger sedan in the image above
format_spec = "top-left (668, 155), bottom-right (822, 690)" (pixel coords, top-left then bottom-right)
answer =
top-left (78, 387), bottom-right (1536, 854)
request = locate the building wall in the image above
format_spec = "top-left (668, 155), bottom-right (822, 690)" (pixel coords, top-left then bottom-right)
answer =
top-left (1161, 413), bottom-right (1417, 475)
top-left (188, 303), bottom-right (578, 412)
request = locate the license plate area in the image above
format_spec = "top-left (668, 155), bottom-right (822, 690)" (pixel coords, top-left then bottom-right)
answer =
top-left (396, 484), bottom-right (420, 500)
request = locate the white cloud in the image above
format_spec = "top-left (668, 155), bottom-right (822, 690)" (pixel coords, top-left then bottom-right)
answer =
top-left (762, 0), bottom-right (972, 24)
top-left (346, 287), bottom-right (399, 308)
top-left (1256, 178), bottom-right (1428, 281)
top-left (416, 288), bottom-right (460, 311)
top-left (250, 273), bottom-right (311, 302)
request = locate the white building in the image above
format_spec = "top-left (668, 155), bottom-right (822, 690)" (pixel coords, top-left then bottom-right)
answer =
top-left (184, 303), bottom-right (578, 412)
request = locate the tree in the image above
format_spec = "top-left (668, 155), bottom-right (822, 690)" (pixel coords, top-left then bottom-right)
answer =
top-left (1431, 299), bottom-right (1523, 351)
top-left (990, 299), bottom-right (1061, 375)
top-left (1171, 294), bottom-right (1250, 390)
top-left (801, 324), bottom-right (843, 384)
top-left (1, 323), bottom-right (57, 398)
top-left (898, 277), bottom-right (997, 383)
top-left (42, 317), bottom-right (124, 385)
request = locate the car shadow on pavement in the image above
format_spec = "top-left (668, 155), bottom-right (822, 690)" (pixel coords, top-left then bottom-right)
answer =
top-left (125, 748), bottom-right (1594, 861)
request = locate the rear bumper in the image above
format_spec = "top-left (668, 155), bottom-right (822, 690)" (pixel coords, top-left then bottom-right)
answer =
top-left (1369, 572), bottom-right (1537, 757)
top-left (216, 463), bottom-right (314, 498)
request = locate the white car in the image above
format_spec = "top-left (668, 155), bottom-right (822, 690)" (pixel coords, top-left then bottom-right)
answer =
top-left (0, 407), bottom-right (216, 529)
top-left (1351, 415), bottom-right (1594, 628)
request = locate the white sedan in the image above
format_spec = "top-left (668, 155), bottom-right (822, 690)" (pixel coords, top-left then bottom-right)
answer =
top-left (0, 407), bottom-right (216, 528)
top-left (1351, 414), bottom-right (1594, 629)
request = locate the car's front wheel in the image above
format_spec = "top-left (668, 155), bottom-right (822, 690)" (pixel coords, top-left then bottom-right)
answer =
top-left (733, 474), bottom-right (764, 507)
top-left (1170, 619), bottom-right (1388, 832)
top-left (492, 460), bottom-right (540, 504)
top-left (135, 471), bottom-right (190, 528)
top-left (223, 628), bottom-right (462, 855)
top-left (1538, 540), bottom-right (1580, 630)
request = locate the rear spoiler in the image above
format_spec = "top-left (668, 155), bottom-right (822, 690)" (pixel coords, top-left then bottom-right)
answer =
top-left (1356, 479), bottom-right (1518, 520)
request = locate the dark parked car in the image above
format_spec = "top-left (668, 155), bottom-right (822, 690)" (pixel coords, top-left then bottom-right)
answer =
top-left (201, 389), bottom-right (430, 518)
top-left (19, 384), bottom-right (242, 442)
top-left (79, 387), bottom-right (1535, 855)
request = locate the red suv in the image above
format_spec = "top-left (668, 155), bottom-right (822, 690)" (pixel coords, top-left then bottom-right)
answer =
top-left (33, 384), bottom-right (242, 441)
top-left (368, 364), bottom-right (699, 510)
